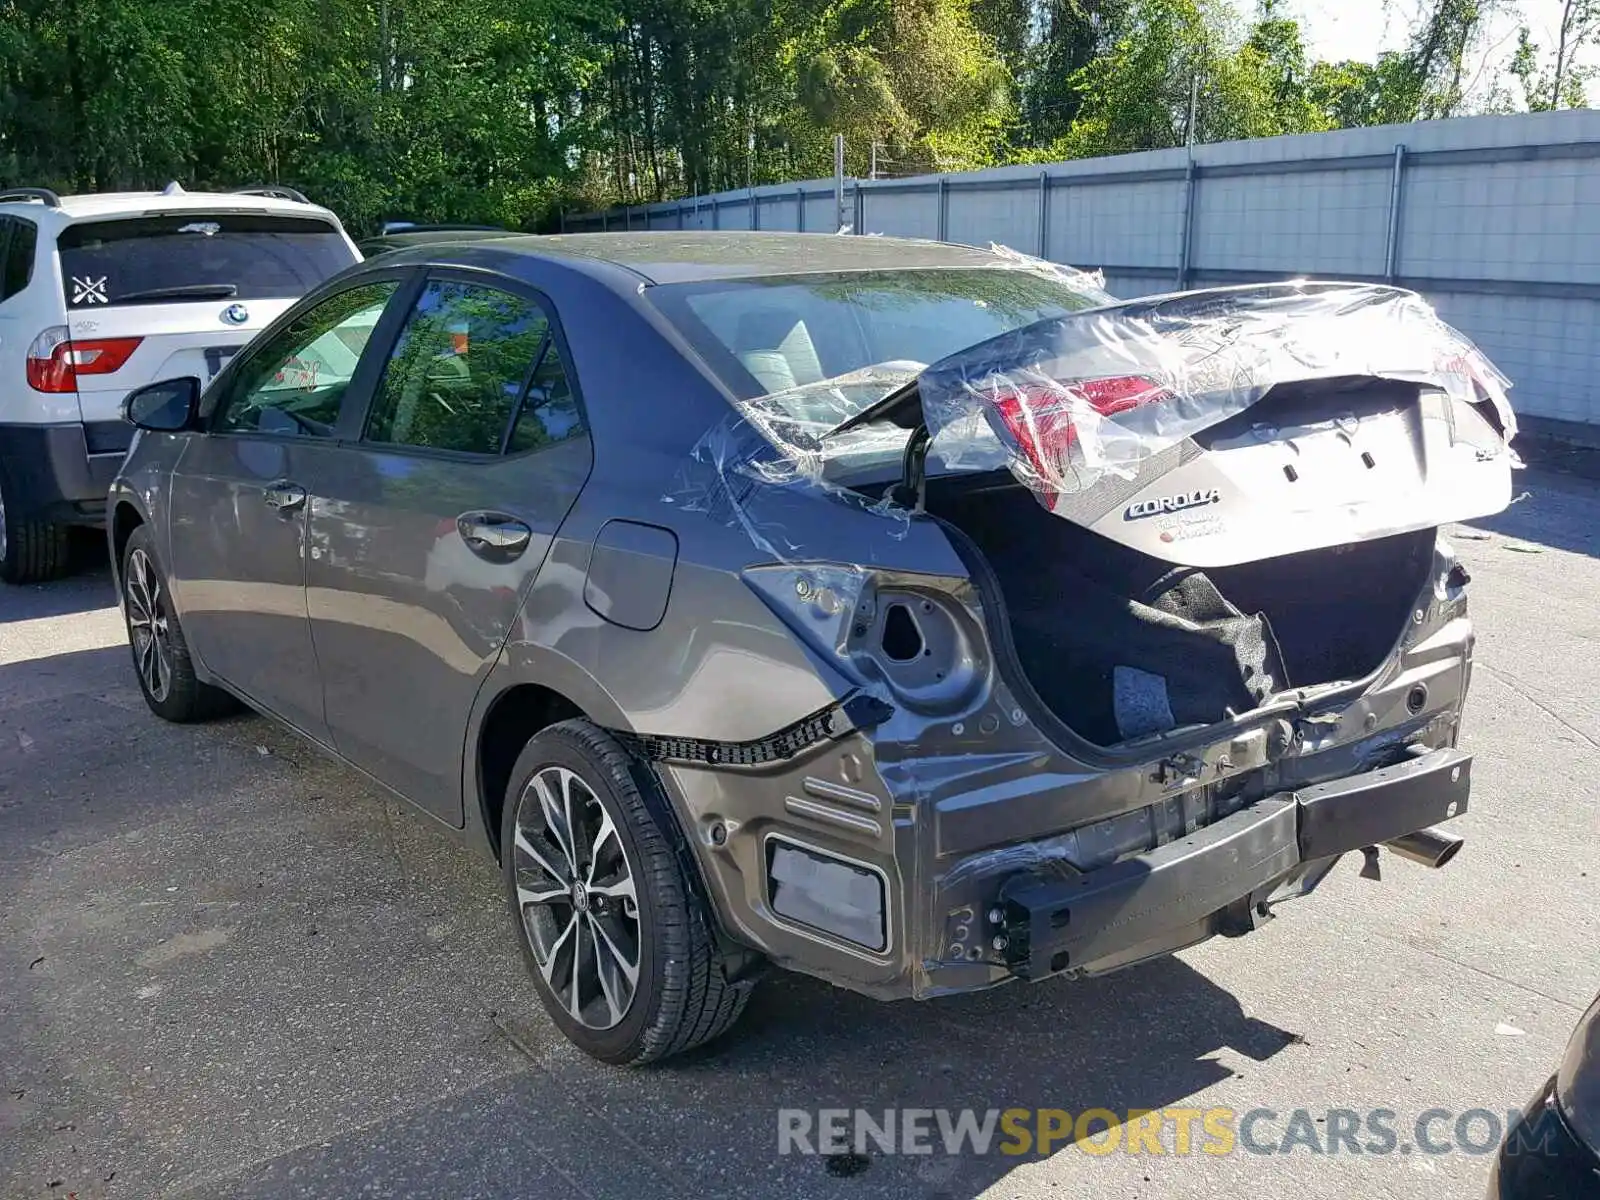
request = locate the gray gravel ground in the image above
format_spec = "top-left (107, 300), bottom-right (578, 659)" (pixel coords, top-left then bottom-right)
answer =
top-left (1, 477), bottom-right (1597, 1200)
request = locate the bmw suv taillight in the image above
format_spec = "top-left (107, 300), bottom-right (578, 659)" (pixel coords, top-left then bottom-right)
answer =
top-left (26, 326), bottom-right (143, 393)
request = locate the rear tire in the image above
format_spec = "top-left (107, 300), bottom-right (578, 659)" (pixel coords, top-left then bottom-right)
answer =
top-left (501, 719), bottom-right (754, 1064)
top-left (120, 525), bottom-right (236, 722)
top-left (0, 467), bottom-right (70, 584)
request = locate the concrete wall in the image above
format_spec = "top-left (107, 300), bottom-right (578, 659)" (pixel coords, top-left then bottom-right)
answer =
top-left (567, 111), bottom-right (1600, 428)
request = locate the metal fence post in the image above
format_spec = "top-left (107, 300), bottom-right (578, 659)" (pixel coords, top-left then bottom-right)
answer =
top-left (834, 134), bottom-right (846, 231)
top-left (1385, 144), bottom-right (1408, 283)
top-left (601, 209), bottom-right (608, 233)
top-left (854, 181), bottom-right (864, 234)
top-left (750, 187), bottom-right (760, 231)
top-left (623, 205), bottom-right (631, 232)
top-left (937, 177), bottom-right (949, 242)
top-left (1037, 170), bottom-right (1050, 258)
top-left (677, 201), bottom-right (685, 230)
top-left (1177, 158), bottom-right (1198, 289)
top-left (796, 187), bottom-right (805, 232)
top-left (711, 196), bottom-right (720, 231)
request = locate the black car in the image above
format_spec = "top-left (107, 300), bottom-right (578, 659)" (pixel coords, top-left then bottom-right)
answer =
top-left (1491, 991), bottom-right (1600, 1197)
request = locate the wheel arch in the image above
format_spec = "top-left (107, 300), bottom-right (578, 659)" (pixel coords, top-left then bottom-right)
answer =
top-left (110, 499), bottom-right (145, 578)
top-left (467, 647), bottom-right (636, 864)
top-left (475, 682), bottom-right (587, 863)
top-left (466, 646), bottom-right (758, 989)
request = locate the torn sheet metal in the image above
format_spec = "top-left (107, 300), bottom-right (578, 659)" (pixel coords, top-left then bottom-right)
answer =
top-left (663, 367), bottom-right (920, 559)
top-left (918, 281), bottom-right (1517, 501)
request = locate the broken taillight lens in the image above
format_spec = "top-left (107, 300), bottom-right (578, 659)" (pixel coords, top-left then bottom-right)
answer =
top-left (988, 374), bottom-right (1170, 487)
top-left (26, 327), bottom-right (144, 393)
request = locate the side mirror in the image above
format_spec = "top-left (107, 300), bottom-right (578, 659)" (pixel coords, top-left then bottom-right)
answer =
top-left (124, 377), bottom-right (201, 432)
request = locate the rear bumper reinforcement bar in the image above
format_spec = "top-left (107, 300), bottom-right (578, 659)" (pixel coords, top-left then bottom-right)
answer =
top-left (998, 747), bottom-right (1472, 980)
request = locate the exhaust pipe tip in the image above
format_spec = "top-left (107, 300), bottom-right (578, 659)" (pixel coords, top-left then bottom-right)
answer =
top-left (1385, 827), bottom-right (1465, 870)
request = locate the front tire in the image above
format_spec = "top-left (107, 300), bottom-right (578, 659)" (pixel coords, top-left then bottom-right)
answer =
top-left (0, 466), bottom-right (70, 584)
top-left (501, 719), bottom-right (754, 1064)
top-left (120, 525), bottom-right (236, 722)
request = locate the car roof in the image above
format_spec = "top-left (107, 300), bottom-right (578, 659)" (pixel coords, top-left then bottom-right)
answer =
top-left (457, 231), bottom-right (1015, 285)
top-left (0, 187), bottom-right (342, 224)
top-left (360, 229), bottom-right (521, 252)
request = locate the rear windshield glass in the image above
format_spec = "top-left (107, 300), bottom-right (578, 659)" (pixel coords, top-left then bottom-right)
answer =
top-left (58, 213), bottom-right (354, 309)
top-left (647, 268), bottom-right (1106, 430)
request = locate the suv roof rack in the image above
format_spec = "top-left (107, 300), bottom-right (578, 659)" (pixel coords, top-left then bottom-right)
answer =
top-left (232, 184), bottom-right (312, 205)
top-left (0, 187), bottom-right (63, 208)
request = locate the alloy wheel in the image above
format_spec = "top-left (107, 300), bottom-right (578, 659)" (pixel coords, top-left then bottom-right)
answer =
top-left (125, 548), bottom-right (173, 703)
top-left (511, 766), bottom-right (642, 1030)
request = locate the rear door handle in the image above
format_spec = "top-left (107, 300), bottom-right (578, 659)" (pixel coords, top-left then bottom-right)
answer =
top-left (458, 512), bottom-right (532, 559)
top-left (263, 481), bottom-right (307, 513)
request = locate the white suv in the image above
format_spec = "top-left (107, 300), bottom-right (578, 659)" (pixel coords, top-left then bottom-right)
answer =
top-left (0, 183), bottom-right (360, 582)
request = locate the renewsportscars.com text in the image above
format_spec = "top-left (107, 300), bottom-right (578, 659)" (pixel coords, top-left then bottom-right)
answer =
top-left (778, 1106), bottom-right (1551, 1159)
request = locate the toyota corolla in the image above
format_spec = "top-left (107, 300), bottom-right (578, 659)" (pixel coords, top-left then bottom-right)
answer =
top-left (106, 233), bottom-right (1516, 1063)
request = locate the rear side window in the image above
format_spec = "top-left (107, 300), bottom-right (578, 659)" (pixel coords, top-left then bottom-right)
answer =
top-left (365, 280), bottom-right (572, 456)
top-left (648, 268), bottom-right (1101, 422)
top-left (506, 340), bottom-right (581, 454)
top-left (57, 213), bottom-right (355, 309)
top-left (0, 217), bottom-right (34, 301)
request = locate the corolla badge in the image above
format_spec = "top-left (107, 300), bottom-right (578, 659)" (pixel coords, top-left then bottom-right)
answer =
top-left (1125, 488), bottom-right (1222, 521)
top-left (221, 303), bottom-right (250, 326)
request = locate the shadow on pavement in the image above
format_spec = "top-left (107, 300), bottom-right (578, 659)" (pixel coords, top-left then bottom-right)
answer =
top-left (1458, 472), bottom-right (1600, 559)
top-left (0, 570), bottom-right (117, 623)
top-left (484, 934), bottom-right (1302, 1199)
top-left (0, 641), bottom-right (1304, 1200)
top-left (220, 952), bottom-right (1299, 1199)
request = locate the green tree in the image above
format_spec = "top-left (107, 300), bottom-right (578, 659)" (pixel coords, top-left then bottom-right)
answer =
top-left (1510, 1), bottom-right (1600, 111)
top-left (1406, 0), bottom-right (1502, 118)
top-left (788, 0), bottom-right (1014, 176)
top-left (1305, 53), bottom-right (1424, 127)
top-left (1056, 0), bottom-right (1329, 156)
top-left (0, 0), bottom-right (1565, 230)
top-left (1023, 0), bottom-right (1133, 145)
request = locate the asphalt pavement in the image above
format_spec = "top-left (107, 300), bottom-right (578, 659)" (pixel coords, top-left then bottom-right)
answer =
top-left (1, 477), bottom-right (1597, 1200)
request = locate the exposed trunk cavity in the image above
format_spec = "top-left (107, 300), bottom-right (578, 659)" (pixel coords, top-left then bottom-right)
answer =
top-left (930, 477), bottom-right (1435, 748)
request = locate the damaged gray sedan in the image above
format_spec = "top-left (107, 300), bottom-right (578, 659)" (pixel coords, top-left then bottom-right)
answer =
top-left (107, 233), bottom-right (1517, 1064)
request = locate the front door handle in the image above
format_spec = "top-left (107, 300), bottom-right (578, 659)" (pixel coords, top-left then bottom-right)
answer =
top-left (458, 512), bottom-right (532, 560)
top-left (263, 481), bottom-right (307, 513)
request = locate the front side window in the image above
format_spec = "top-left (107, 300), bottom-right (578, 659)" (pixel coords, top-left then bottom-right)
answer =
top-left (57, 213), bottom-right (355, 309)
top-left (213, 281), bottom-right (397, 437)
top-left (364, 280), bottom-right (552, 455)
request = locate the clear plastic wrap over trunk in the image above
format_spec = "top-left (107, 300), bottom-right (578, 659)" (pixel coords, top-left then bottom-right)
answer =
top-left (664, 267), bottom-right (1517, 569)
top-left (917, 281), bottom-right (1516, 503)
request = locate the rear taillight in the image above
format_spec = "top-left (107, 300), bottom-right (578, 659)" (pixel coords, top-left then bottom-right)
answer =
top-left (989, 374), bottom-right (1169, 486)
top-left (26, 327), bottom-right (143, 393)
top-left (741, 564), bottom-right (982, 708)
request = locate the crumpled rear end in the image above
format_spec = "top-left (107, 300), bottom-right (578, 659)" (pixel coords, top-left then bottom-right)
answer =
top-left (650, 266), bottom-right (1512, 1005)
